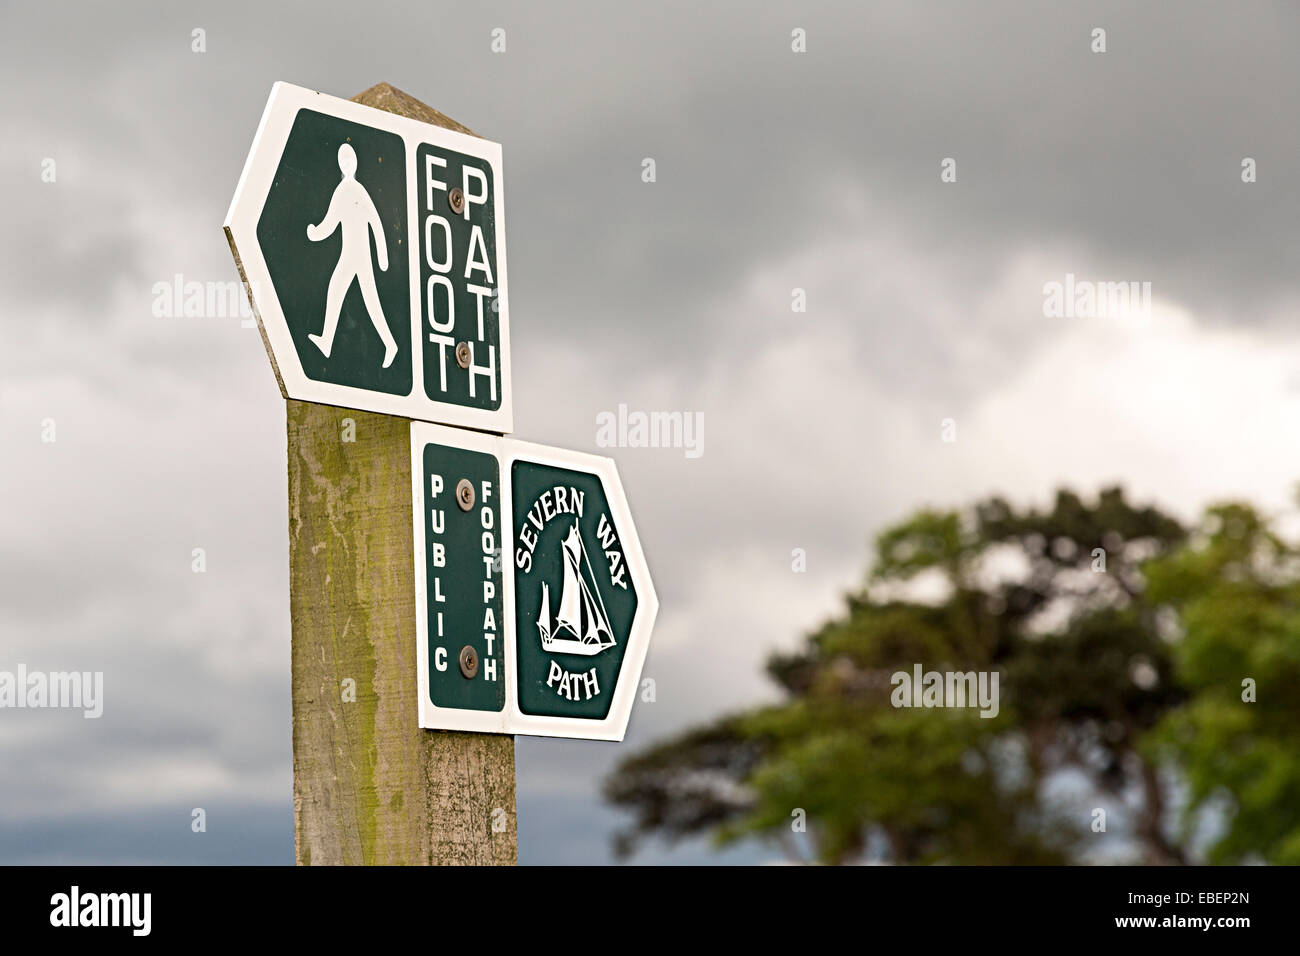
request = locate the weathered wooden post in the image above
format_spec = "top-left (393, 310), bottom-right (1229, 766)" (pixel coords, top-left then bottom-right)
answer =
top-left (288, 402), bottom-right (516, 865)
top-left (226, 81), bottom-right (656, 867)
top-left (288, 87), bottom-right (515, 866)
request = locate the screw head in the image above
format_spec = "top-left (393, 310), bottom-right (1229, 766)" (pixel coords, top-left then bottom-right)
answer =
top-left (456, 478), bottom-right (475, 511)
top-left (448, 187), bottom-right (465, 215)
top-left (458, 645), bottom-right (479, 679)
top-left (455, 341), bottom-right (472, 369)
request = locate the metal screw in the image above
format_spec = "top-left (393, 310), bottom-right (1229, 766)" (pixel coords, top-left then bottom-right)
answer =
top-left (456, 478), bottom-right (475, 511)
top-left (455, 341), bottom-right (472, 369)
top-left (448, 187), bottom-right (465, 215)
top-left (458, 645), bottom-right (479, 679)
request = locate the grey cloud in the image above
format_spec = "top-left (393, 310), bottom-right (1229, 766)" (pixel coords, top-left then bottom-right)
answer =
top-left (2, 0), bottom-right (1298, 865)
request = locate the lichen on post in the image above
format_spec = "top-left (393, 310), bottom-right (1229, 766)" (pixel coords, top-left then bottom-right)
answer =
top-left (286, 83), bottom-right (517, 866)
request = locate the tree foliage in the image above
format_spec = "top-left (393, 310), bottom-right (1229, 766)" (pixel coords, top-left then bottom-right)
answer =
top-left (605, 487), bottom-right (1300, 864)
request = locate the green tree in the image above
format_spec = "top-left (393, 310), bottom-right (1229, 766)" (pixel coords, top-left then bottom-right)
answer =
top-left (606, 487), bottom-right (1300, 864)
top-left (1142, 502), bottom-right (1300, 863)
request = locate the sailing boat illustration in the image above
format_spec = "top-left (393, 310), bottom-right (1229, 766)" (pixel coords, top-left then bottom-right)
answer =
top-left (536, 522), bottom-right (616, 657)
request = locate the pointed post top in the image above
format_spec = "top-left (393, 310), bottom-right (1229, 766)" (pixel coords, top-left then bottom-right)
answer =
top-left (350, 82), bottom-right (480, 138)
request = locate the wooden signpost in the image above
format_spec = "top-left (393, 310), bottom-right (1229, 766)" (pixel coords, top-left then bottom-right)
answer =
top-left (225, 83), bottom-right (657, 865)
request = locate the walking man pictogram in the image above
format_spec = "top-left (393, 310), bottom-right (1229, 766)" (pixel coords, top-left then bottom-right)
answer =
top-left (306, 143), bottom-right (399, 369)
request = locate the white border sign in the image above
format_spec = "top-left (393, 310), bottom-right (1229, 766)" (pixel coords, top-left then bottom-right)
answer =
top-left (411, 421), bottom-right (658, 741)
top-left (224, 82), bottom-right (513, 433)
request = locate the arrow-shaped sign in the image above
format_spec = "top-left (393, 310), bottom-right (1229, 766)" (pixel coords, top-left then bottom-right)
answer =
top-left (411, 421), bottom-right (658, 741)
top-left (225, 83), bottom-right (513, 432)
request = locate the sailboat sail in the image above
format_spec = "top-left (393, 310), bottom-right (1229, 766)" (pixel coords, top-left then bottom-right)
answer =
top-left (537, 581), bottom-right (552, 642)
top-left (582, 584), bottom-right (606, 643)
top-left (555, 530), bottom-right (583, 637)
top-left (536, 522), bottom-right (615, 657)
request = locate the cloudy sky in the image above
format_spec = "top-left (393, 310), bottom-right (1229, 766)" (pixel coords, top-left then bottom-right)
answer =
top-left (2, 1), bottom-right (1299, 865)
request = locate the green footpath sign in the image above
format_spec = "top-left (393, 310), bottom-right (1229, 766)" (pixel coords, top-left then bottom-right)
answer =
top-left (411, 422), bottom-right (658, 741)
top-left (228, 84), bottom-right (657, 742)
top-left (225, 83), bottom-right (512, 432)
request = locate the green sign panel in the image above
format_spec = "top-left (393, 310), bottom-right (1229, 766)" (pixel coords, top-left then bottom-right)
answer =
top-left (511, 461), bottom-right (638, 721)
top-left (411, 423), bottom-right (658, 740)
top-left (225, 82), bottom-right (512, 432)
top-left (258, 109), bottom-right (412, 396)
top-left (415, 142), bottom-right (502, 411)
top-left (419, 442), bottom-right (505, 713)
